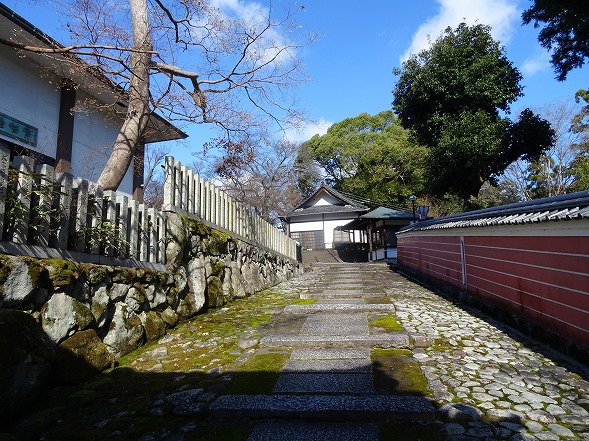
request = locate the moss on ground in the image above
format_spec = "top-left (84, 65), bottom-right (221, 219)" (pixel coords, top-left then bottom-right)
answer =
top-left (2, 287), bottom-right (298, 440)
top-left (371, 348), bottom-right (431, 396)
top-left (224, 352), bottom-right (290, 394)
top-left (291, 298), bottom-right (318, 305)
top-left (369, 313), bottom-right (405, 332)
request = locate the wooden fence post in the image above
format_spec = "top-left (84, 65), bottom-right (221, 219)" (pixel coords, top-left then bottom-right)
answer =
top-left (34, 164), bottom-right (55, 247)
top-left (53, 172), bottom-right (73, 250)
top-left (11, 156), bottom-right (34, 244)
top-left (104, 190), bottom-right (117, 257)
top-left (0, 145), bottom-right (10, 240)
top-left (128, 199), bottom-right (139, 259)
top-left (163, 156), bottom-right (175, 210)
top-left (117, 194), bottom-right (129, 257)
top-left (88, 184), bottom-right (104, 255)
top-left (73, 178), bottom-right (89, 252)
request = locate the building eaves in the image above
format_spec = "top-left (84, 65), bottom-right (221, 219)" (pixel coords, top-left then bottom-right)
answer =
top-left (284, 204), bottom-right (369, 218)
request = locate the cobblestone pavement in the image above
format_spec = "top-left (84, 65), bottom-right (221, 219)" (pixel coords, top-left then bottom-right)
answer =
top-left (390, 271), bottom-right (589, 440)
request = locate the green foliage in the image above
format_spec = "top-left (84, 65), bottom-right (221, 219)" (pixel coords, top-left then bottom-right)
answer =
top-left (569, 146), bottom-right (589, 191)
top-left (467, 181), bottom-right (521, 210)
top-left (522, 0), bottom-right (589, 81)
top-left (81, 221), bottom-right (129, 254)
top-left (306, 110), bottom-right (426, 205)
top-left (3, 169), bottom-right (65, 239)
top-left (393, 23), bottom-right (555, 200)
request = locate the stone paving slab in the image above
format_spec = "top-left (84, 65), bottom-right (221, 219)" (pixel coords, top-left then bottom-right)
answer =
top-left (209, 394), bottom-right (436, 421)
top-left (291, 349), bottom-right (371, 360)
top-left (312, 284), bottom-right (377, 290)
top-left (260, 333), bottom-right (411, 348)
top-left (282, 358), bottom-right (372, 373)
top-left (273, 373), bottom-right (374, 393)
top-left (284, 304), bottom-right (395, 313)
top-left (248, 422), bottom-right (379, 441)
top-left (301, 314), bottom-right (369, 335)
top-left (301, 291), bottom-right (386, 299)
top-left (316, 299), bottom-right (365, 304)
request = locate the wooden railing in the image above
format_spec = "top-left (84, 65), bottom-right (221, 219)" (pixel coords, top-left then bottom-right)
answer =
top-left (0, 146), bottom-right (298, 265)
top-left (163, 156), bottom-right (299, 261)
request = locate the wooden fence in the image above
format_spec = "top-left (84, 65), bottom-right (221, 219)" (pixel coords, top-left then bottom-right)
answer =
top-left (0, 146), bottom-right (299, 265)
top-left (0, 145), bottom-right (166, 265)
top-left (162, 156), bottom-right (299, 261)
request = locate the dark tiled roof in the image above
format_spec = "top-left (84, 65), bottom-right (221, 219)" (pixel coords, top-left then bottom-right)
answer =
top-left (284, 183), bottom-right (369, 218)
top-left (399, 191), bottom-right (589, 233)
top-left (361, 206), bottom-right (413, 219)
top-left (286, 204), bottom-right (368, 218)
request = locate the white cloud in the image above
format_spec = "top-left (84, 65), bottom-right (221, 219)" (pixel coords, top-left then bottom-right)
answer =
top-left (209, 0), bottom-right (296, 65)
top-left (521, 50), bottom-right (551, 76)
top-left (284, 118), bottom-right (332, 143)
top-left (401, 0), bottom-right (519, 63)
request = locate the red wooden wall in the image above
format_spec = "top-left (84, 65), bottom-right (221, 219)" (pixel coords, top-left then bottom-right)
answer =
top-left (397, 231), bottom-right (589, 351)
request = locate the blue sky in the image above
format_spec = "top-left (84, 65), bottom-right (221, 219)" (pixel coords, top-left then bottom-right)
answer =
top-left (4, 0), bottom-right (588, 165)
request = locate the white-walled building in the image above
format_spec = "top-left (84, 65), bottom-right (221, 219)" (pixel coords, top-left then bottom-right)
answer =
top-left (0, 3), bottom-right (186, 199)
top-left (283, 184), bottom-right (369, 250)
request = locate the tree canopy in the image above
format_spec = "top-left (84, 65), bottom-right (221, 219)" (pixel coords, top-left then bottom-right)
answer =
top-left (522, 0), bottom-right (589, 81)
top-left (304, 110), bottom-right (426, 205)
top-left (392, 23), bottom-right (555, 200)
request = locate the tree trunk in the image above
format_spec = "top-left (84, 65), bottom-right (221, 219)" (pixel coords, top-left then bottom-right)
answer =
top-left (97, 0), bottom-right (152, 191)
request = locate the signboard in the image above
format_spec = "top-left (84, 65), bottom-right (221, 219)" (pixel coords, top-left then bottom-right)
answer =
top-left (0, 112), bottom-right (38, 147)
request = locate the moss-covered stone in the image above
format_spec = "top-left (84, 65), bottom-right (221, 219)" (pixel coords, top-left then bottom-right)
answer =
top-left (87, 265), bottom-right (109, 284)
top-left (183, 216), bottom-right (210, 238)
top-left (111, 267), bottom-right (137, 283)
top-left (206, 276), bottom-right (225, 308)
top-left (22, 257), bottom-right (50, 290)
top-left (206, 229), bottom-right (231, 255)
top-left (0, 254), bottom-right (11, 293)
top-left (0, 309), bottom-right (54, 416)
top-left (209, 258), bottom-right (225, 276)
top-left (142, 311), bottom-right (167, 342)
top-left (45, 258), bottom-right (79, 288)
top-left (52, 329), bottom-right (113, 384)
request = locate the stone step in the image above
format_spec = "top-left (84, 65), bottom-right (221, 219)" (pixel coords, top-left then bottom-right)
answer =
top-left (209, 394), bottom-right (436, 422)
top-left (248, 422), bottom-right (379, 441)
top-left (273, 372), bottom-right (374, 393)
top-left (301, 292), bottom-right (386, 299)
top-left (260, 333), bottom-right (410, 348)
top-left (284, 304), bottom-right (394, 313)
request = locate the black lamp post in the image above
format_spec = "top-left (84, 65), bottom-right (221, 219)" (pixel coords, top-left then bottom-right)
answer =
top-left (410, 194), bottom-right (417, 221)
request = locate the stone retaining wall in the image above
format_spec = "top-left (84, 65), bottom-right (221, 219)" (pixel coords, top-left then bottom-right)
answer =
top-left (0, 213), bottom-right (301, 414)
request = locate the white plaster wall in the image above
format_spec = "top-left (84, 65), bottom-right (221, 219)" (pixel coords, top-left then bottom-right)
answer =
top-left (289, 215), bottom-right (359, 248)
top-left (0, 45), bottom-right (60, 157)
top-left (323, 219), bottom-right (355, 248)
top-left (290, 221), bottom-right (324, 232)
top-left (71, 91), bottom-right (134, 194)
top-left (0, 47), bottom-right (134, 195)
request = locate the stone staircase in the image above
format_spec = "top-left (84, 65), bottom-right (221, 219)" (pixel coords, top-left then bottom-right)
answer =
top-left (209, 263), bottom-right (436, 440)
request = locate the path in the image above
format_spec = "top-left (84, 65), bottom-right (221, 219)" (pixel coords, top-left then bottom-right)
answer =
top-left (211, 263), bottom-right (435, 440)
top-left (4, 262), bottom-right (589, 440)
top-left (210, 262), bottom-right (589, 440)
